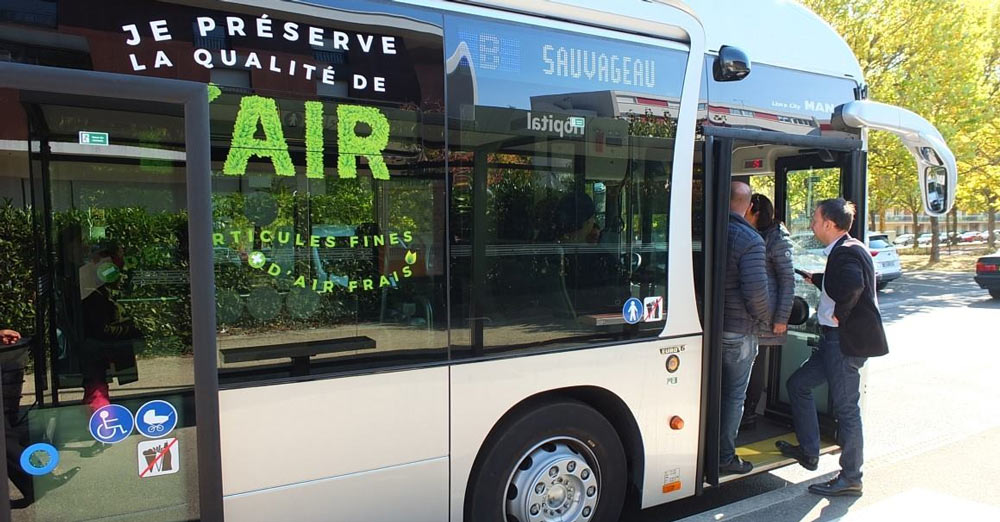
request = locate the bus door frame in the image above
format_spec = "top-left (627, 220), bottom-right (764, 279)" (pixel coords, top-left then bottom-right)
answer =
top-left (699, 126), bottom-right (863, 489)
top-left (0, 62), bottom-right (224, 521)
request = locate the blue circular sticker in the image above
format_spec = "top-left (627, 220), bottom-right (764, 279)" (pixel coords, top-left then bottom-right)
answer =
top-left (88, 404), bottom-right (134, 444)
top-left (622, 297), bottom-right (644, 325)
top-left (135, 400), bottom-right (178, 438)
top-left (20, 443), bottom-right (59, 476)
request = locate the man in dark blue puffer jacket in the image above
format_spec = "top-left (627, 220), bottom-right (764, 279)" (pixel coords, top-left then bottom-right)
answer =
top-left (720, 181), bottom-right (771, 475)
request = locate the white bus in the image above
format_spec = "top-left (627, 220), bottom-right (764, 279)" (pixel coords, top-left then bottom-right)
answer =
top-left (0, 0), bottom-right (955, 521)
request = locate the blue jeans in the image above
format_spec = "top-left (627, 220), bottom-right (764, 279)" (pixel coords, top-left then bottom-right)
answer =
top-left (720, 331), bottom-right (758, 465)
top-left (787, 328), bottom-right (867, 483)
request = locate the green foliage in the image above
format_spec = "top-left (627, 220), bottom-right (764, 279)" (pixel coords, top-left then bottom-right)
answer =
top-left (207, 83), bottom-right (222, 103)
top-left (223, 95), bottom-right (296, 176)
top-left (624, 109), bottom-right (677, 139)
top-left (305, 101), bottom-right (325, 179)
top-left (801, 0), bottom-right (1000, 257)
top-left (337, 104), bottom-right (391, 179)
top-left (0, 202), bottom-right (35, 335)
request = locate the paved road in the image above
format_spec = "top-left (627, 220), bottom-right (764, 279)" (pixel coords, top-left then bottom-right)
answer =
top-left (625, 271), bottom-right (999, 522)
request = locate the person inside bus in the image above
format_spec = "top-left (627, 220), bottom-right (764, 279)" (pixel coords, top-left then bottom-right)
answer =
top-left (742, 194), bottom-right (794, 425)
top-left (552, 191), bottom-right (627, 316)
top-left (779, 198), bottom-right (887, 497)
top-left (720, 181), bottom-right (771, 475)
top-left (79, 241), bottom-right (141, 412)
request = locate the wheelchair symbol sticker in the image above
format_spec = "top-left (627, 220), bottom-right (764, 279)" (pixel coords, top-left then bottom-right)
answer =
top-left (88, 404), bottom-right (134, 444)
top-left (135, 400), bottom-right (177, 438)
top-left (20, 443), bottom-right (59, 476)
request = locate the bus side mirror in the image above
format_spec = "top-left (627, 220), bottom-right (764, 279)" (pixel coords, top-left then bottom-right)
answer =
top-left (923, 165), bottom-right (949, 216)
top-left (833, 100), bottom-right (957, 217)
top-left (713, 46), bottom-right (751, 82)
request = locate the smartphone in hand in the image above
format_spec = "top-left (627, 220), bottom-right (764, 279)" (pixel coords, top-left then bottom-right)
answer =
top-left (794, 268), bottom-right (812, 279)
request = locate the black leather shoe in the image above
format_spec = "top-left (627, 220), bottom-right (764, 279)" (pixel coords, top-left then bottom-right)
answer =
top-left (719, 456), bottom-right (753, 475)
top-left (775, 440), bottom-right (819, 471)
top-left (808, 476), bottom-right (863, 497)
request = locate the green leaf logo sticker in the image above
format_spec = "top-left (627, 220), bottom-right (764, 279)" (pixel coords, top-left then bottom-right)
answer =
top-left (223, 96), bottom-right (295, 177)
top-left (405, 250), bottom-right (417, 265)
top-left (337, 104), bottom-right (391, 180)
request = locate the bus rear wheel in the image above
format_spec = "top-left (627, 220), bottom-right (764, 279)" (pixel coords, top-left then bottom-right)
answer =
top-left (466, 401), bottom-right (626, 522)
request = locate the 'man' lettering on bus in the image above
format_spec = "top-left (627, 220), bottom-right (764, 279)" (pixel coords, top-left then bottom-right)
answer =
top-left (221, 95), bottom-right (391, 179)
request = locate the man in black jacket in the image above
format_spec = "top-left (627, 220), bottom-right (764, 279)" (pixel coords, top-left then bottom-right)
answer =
top-left (777, 198), bottom-right (888, 497)
top-left (720, 181), bottom-right (771, 475)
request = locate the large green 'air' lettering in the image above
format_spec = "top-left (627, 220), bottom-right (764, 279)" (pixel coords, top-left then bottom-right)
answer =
top-left (305, 101), bottom-right (324, 179)
top-left (337, 105), bottom-right (390, 180)
top-left (223, 96), bottom-right (295, 176)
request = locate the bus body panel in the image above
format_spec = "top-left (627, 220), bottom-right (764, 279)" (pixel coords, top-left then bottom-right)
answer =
top-left (218, 367), bottom-right (448, 496)
top-left (449, 334), bottom-right (704, 520)
top-left (223, 456), bottom-right (449, 521)
top-left (682, 0), bottom-right (864, 81)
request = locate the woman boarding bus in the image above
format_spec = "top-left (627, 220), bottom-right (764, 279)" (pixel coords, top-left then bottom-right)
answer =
top-left (0, 0), bottom-right (955, 520)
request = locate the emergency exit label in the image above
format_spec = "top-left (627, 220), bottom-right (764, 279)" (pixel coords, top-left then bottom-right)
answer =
top-left (79, 131), bottom-right (109, 146)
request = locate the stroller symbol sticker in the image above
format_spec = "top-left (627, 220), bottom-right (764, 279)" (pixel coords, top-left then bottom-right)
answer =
top-left (88, 404), bottom-right (134, 444)
top-left (135, 400), bottom-right (178, 438)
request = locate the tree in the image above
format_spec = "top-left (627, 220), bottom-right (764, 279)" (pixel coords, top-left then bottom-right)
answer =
top-left (957, 127), bottom-right (1000, 250)
top-left (955, 5), bottom-right (1000, 250)
top-left (802, 0), bottom-right (992, 262)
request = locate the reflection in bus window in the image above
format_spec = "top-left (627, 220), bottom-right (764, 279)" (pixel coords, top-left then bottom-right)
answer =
top-left (209, 8), bottom-right (448, 384)
top-left (445, 14), bottom-right (687, 356)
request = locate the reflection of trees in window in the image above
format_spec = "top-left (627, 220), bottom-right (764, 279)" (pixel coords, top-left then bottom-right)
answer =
top-left (624, 109), bottom-right (677, 139)
top-left (50, 207), bottom-right (193, 356)
top-left (786, 168), bottom-right (840, 231)
top-left (0, 203), bottom-right (35, 337)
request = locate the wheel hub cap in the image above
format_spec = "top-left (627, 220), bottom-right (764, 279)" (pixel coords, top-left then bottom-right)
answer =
top-left (505, 438), bottom-right (600, 522)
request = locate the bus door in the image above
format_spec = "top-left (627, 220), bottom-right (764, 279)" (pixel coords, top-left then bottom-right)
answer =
top-left (0, 65), bottom-right (222, 520)
top-left (764, 150), bottom-right (864, 434)
top-left (701, 128), bottom-right (863, 486)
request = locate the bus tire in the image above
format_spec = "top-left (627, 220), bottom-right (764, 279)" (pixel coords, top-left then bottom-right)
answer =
top-left (466, 400), bottom-right (627, 522)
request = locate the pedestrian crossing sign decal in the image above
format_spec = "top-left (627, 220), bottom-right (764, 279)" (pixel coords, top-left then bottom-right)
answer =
top-left (622, 297), bottom-right (643, 324)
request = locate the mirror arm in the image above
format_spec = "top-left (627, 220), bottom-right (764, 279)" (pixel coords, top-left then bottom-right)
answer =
top-left (833, 100), bottom-right (957, 217)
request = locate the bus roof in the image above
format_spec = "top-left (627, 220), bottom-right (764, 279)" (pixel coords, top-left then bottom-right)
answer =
top-left (682, 0), bottom-right (864, 81)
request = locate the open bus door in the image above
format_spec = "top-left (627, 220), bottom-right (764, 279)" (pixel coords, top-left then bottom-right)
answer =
top-left (700, 127), bottom-right (864, 488)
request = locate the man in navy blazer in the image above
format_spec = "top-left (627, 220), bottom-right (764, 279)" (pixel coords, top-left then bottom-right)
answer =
top-left (776, 198), bottom-right (888, 497)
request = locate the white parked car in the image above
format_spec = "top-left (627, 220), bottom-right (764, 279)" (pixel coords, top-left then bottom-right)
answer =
top-left (917, 232), bottom-right (949, 246)
top-left (893, 233), bottom-right (915, 246)
top-left (869, 233), bottom-right (902, 290)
